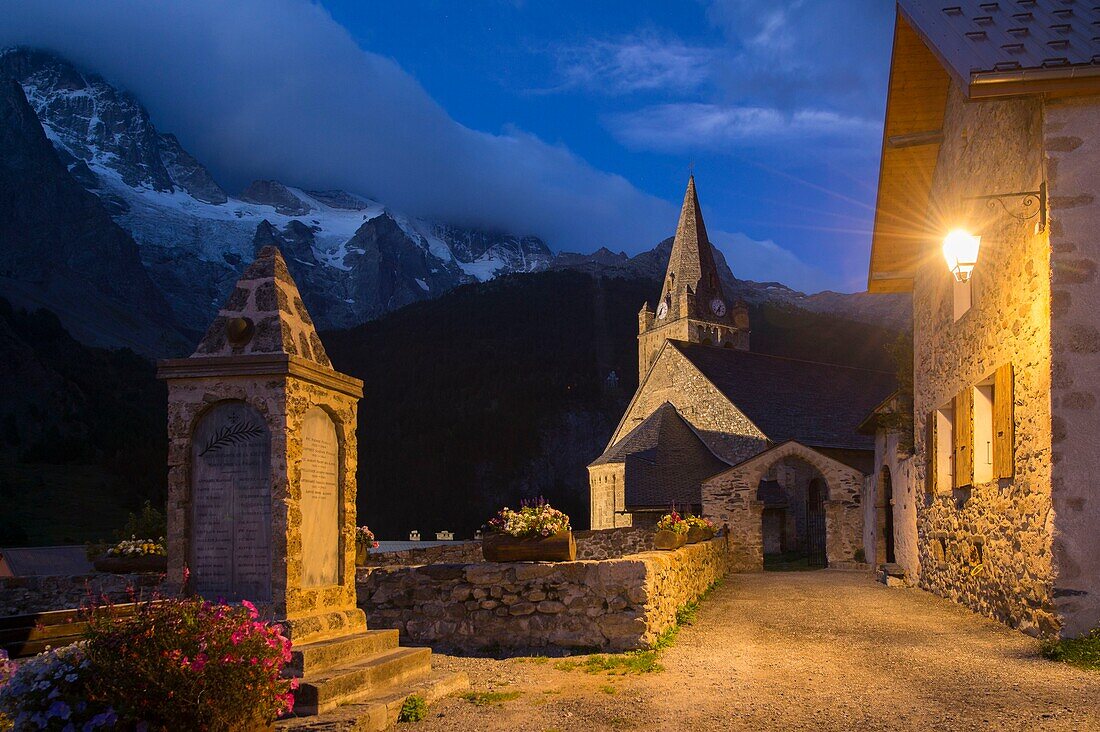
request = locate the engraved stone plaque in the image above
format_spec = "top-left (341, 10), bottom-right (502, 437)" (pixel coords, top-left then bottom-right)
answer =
top-left (190, 402), bottom-right (272, 602)
top-left (300, 407), bottom-right (340, 587)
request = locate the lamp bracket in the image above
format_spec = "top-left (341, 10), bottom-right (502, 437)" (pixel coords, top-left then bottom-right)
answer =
top-left (964, 182), bottom-right (1047, 231)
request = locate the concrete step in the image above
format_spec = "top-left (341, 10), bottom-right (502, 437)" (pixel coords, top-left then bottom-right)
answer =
top-left (287, 630), bottom-right (400, 677)
top-left (277, 668), bottom-right (469, 731)
top-left (293, 646), bottom-right (432, 715)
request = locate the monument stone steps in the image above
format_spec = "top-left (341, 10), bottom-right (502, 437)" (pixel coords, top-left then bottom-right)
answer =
top-left (293, 646), bottom-right (433, 715)
top-left (287, 629), bottom-right (401, 677)
top-left (277, 668), bottom-right (470, 732)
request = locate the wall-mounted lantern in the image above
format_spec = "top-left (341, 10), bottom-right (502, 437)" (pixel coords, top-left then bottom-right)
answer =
top-left (942, 229), bottom-right (982, 283)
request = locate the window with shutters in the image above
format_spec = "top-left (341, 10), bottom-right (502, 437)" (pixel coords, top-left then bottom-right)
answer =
top-left (993, 363), bottom-right (1015, 479)
top-left (935, 402), bottom-right (955, 493)
top-left (973, 379), bottom-right (995, 484)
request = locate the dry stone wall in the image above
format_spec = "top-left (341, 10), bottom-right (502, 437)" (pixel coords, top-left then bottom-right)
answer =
top-left (356, 537), bottom-right (730, 652)
top-left (0, 573), bottom-right (164, 616)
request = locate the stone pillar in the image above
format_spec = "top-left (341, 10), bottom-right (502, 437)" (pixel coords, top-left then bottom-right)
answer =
top-left (159, 247), bottom-right (366, 644)
top-left (728, 500), bottom-right (764, 572)
top-left (824, 500), bottom-right (862, 566)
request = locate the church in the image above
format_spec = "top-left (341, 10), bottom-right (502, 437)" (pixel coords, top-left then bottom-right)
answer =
top-left (589, 178), bottom-right (895, 569)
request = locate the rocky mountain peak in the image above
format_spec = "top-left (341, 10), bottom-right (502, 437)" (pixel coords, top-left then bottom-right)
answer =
top-left (239, 179), bottom-right (311, 216)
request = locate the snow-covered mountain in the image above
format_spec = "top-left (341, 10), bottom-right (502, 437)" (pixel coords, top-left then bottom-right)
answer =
top-left (1, 47), bottom-right (552, 334)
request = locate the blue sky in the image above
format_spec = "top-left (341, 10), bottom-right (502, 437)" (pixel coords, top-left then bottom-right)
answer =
top-left (1, 0), bottom-right (897, 292)
top-left (328, 0), bottom-right (897, 291)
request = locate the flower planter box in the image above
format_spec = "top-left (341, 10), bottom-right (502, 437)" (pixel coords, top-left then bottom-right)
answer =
top-left (686, 526), bottom-right (715, 544)
top-left (653, 530), bottom-right (687, 550)
top-left (355, 545), bottom-right (371, 567)
top-left (482, 530), bottom-right (576, 562)
top-left (93, 555), bottom-right (167, 574)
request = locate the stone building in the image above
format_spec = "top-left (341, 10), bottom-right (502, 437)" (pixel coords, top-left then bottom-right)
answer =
top-left (589, 178), bottom-right (895, 570)
top-left (865, 0), bottom-right (1100, 637)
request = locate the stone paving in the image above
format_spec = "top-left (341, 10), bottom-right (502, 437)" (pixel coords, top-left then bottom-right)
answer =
top-left (412, 571), bottom-right (1100, 731)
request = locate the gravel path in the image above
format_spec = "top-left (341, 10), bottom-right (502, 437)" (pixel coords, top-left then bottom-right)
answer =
top-left (409, 571), bottom-right (1100, 732)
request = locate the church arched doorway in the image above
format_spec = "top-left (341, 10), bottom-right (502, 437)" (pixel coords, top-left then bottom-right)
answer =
top-left (876, 466), bottom-right (896, 565)
top-left (757, 456), bottom-right (829, 570)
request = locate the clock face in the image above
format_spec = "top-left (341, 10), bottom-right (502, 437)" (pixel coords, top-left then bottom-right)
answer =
top-left (710, 298), bottom-right (727, 317)
top-left (656, 302), bottom-right (669, 320)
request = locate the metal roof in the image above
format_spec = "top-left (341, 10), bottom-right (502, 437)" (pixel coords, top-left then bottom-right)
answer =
top-left (898, 0), bottom-right (1100, 97)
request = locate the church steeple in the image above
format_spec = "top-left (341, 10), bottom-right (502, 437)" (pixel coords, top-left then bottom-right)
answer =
top-left (637, 175), bottom-right (749, 381)
top-left (657, 175), bottom-right (725, 321)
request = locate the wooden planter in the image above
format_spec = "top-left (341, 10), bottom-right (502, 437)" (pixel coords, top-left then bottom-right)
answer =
top-left (93, 555), bottom-right (167, 574)
top-left (686, 526), bottom-right (715, 544)
top-left (482, 530), bottom-right (576, 562)
top-left (653, 530), bottom-right (687, 550)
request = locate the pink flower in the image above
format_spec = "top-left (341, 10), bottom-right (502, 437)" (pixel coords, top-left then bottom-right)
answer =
top-left (241, 600), bottom-right (259, 619)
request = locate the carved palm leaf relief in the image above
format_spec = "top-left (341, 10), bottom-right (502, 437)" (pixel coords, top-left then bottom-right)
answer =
top-left (199, 421), bottom-right (264, 456)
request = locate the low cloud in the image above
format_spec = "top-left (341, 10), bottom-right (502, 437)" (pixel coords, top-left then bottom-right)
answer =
top-left (608, 103), bottom-right (878, 153)
top-left (711, 229), bottom-right (829, 293)
top-left (0, 0), bottom-right (830, 289)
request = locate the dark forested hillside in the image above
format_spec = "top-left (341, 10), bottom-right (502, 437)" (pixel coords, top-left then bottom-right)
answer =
top-left (0, 298), bottom-right (167, 546)
top-left (323, 270), bottom-right (901, 540)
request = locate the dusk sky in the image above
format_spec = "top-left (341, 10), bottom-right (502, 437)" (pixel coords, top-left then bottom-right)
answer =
top-left (1, 1), bottom-right (896, 292)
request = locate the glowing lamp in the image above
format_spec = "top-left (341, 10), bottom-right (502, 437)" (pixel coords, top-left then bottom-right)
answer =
top-left (942, 229), bottom-right (981, 283)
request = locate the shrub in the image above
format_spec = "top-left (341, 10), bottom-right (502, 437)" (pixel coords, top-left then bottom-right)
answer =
top-left (655, 510), bottom-right (688, 534)
top-left (0, 644), bottom-right (117, 731)
top-left (1041, 628), bottom-right (1100, 670)
top-left (487, 498), bottom-right (570, 538)
top-left (119, 500), bottom-right (167, 541)
top-left (82, 597), bottom-right (296, 729)
top-left (398, 693), bottom-right (428, 722)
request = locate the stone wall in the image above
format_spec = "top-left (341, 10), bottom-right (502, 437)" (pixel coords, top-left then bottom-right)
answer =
top-left (862, 430), bottom-right (919, 581)
top-left (1045, 94), bottom-right (1100, 637)
top-left (703, 441), bottom-right (864, 570)
top-left (362, 528), bottom-right (657, 567)
top-left (588, 463), bottom-right (630, 530)
top-left (911, 87), bottom-right (1055, 636)
top-left (0, 573), bottom-right (165, 617)
top-left (355, 537), bottom-right (730, 652)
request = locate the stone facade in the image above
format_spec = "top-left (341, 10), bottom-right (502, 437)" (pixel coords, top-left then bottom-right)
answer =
top-left (908, 87), bottom-right (1057, 636)
top-left (158, 247), bottom-right (366, 644)
top-left (703, 441), bottom-right (864, 570)
top-left (356, 538), bottom-right (730, 652)
top-left (1044, 94), bottom-right (1100, 637)
top-left (588, 463), bottom-right (630, 529)
top-left (861, 429), bottom-right (918, 581)
top-left (610, 344), bottom-right (767, 468)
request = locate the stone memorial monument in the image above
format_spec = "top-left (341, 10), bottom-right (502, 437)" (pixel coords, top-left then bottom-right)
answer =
top-left (158, 246), bottom-right (365, 642)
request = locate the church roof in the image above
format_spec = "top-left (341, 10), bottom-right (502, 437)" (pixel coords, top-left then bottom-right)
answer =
top-left (193, 246), bottom-right (332, 367)
top-left (657, 176), bottom-right (726, 320)
top-left (671, 342), bottom-right (896, 451)
top-left (591, 402), bottom-right (729, 509)
top-left (898, 0), bottom-right (1100, 98)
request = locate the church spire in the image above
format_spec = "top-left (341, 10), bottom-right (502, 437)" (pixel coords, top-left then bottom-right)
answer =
top-left (657, 175), bottom-right (725, 321)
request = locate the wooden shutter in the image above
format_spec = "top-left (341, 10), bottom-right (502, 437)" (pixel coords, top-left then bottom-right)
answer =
top-left (954, 388), bottom-right (974, 488)
top-left (926, 411), bottom-right (937, 494)
top-left (993, 363), bottom-right (1015, 479)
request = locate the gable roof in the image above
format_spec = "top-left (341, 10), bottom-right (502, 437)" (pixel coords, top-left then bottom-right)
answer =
top-left (590, 402), bottom-right (729, 509)
top-left (671, 342), bottom-right (896, 451)
top-left (899, 0), bottom-right (1100, 98)
top-left (193, 245), bottom-right (332, 367)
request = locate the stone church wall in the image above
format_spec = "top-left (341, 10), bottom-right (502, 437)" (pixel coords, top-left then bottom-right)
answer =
top-left (613, 345), bottom-right (767, 466)
top-left (1044, 94), bottom-right (1100, 636)
top-left (356, 537), bottom-right (730, 652)
top-left (862, 430), bottom-right (919, 581)
top-left (911, 87), bottom-right (1055, 635)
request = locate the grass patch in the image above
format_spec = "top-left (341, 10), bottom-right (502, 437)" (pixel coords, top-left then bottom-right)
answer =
top-left (1041, 630), bottom-right (1100, 670)
top-left (397, 694), bottom-right (428, 722)
top-left (516, 655), bottom-right (549, 664)
top-left (458, 691), bottom-right (523, 706)
top-left (599, 684), bottom-right (617, 695)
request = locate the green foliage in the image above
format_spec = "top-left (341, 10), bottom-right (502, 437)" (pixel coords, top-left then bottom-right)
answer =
top-left (398, 694), bottom-right (429, 722)
top-left (458, 691), bottom-right (522, 706)
top-left (1041, 629), bottom-right (1100, 670)
top-left (599, 684), bottom-right (617, 695)
top-left (117, 500), bottom-right (167, 541)
top-left (554, 652), bottom-right (663, 675)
